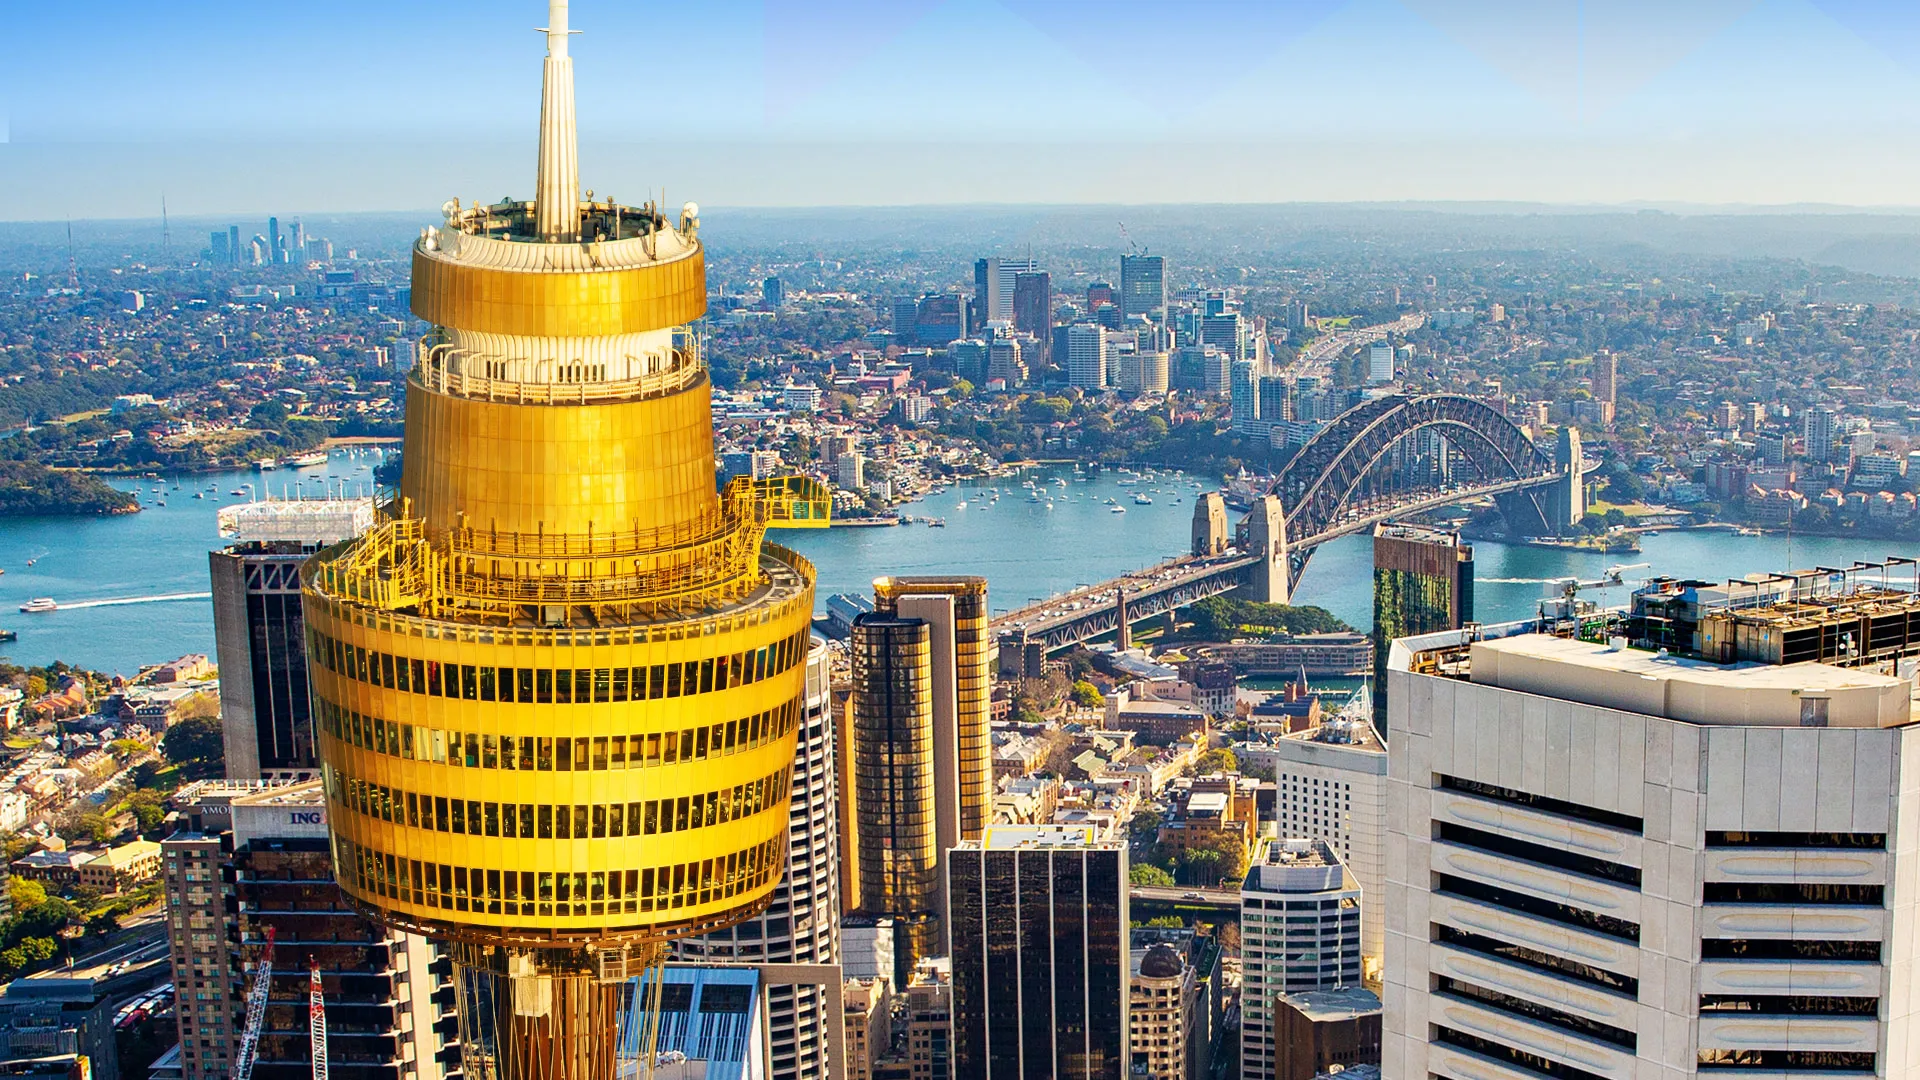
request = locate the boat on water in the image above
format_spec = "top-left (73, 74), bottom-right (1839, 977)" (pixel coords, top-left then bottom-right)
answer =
top-left (927, 518), bottom-right (946, 528)
top-left (194, 492), bottom-right (205, 499)
top-left (1110, 505), bottom-right (1126, 514)
top-left (285, 450), bottom-right (329, 468)
top-left (19, 598), bottom-right (57, 614)
top-left (1133, 493), bottom-right (1153, 505)
top-left (0, 630), bottom-right (15, 643)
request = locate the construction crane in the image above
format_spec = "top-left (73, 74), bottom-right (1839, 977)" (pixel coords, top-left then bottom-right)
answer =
top-left (309, 959), bottom-right (329, 1080)
top-left (1118, 220), bottom-right (1142, 255)
top-left (235, 927), bottom-right (275, 1080)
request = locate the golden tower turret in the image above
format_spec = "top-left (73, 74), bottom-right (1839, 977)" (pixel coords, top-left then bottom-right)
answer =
top-left (300, 3), bottom-right (827, 1075)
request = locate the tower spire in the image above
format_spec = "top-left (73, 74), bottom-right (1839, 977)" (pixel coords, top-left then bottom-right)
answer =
top-left (534, 0), bottom-right (579, 243)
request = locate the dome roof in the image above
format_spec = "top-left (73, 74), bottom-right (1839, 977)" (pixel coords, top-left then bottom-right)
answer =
top-left (1139, 943), bottom-right (1185, 979)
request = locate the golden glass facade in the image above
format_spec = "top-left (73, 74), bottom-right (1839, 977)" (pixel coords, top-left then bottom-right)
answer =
top-left (873, 576), bottom-right (993, 839)
top-left (849, 613), bottom-right (941, 984)
top-left (300, 26), bottom-right (827, 1077)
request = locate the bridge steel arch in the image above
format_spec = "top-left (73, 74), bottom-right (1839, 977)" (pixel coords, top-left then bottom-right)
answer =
top-left (1260, 394), bottom-right (1559, 594)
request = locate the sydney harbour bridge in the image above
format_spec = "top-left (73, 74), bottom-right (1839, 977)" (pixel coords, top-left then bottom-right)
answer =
top-left (992, 393), bottom-right (1593, 654)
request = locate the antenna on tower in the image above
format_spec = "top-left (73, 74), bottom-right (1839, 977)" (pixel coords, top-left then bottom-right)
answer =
top-left (533, 0), bottom-right (583, 243)
top-left (65, 220), bottom-right (78, 290)
top-left (161, 194), bottom-right (173, 268)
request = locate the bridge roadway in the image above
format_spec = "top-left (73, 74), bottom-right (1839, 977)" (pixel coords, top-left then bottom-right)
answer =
top-left (991, 550), bottom-right (1260, 654)
top-left (989, 468), bottom-right (1577, 654)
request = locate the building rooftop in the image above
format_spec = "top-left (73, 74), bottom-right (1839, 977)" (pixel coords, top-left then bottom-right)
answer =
top-left (974, 824), bottom-right (1108, 850)
top-left (1260, 837), bottom-right (1337, 869)
top-left (1244, 837), bottom-right (1355, 895)
top-left (1277, 985), bottom-right (1383, 1022)
top-left (1373, 522), bottom-right (1464, 546)
top-left (217, 497), bottom-right (375, 545)
top-left (1469, 633), bottom-right (1910, 728)
top-left (1185, 791), bottom-right (1229, 815)
top-left (1279, 715), bottom-right (1384, 752)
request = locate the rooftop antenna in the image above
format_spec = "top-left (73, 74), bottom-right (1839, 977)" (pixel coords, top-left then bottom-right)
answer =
top-left (533, 0), bottom-right (582, 243)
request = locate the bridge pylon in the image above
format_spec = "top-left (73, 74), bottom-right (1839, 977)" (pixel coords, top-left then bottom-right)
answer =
top-left (1238, 495), bottom-right (1292, 604)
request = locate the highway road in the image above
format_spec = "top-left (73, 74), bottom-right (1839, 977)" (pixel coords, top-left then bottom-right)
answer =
top-left (1298, 312), bottom-right (1426, 365)
top-left (1129, 884), bottom-right (1239, 910)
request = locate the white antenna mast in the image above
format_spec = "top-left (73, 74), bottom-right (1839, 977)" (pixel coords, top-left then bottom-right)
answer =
top-left (533, 0), bottom-right (582, 243)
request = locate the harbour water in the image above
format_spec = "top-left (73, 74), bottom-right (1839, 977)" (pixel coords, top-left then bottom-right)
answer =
top-left (0, 454), bottom-right (1911, 674)
top-left (0, 448), bottom-right (385, 674)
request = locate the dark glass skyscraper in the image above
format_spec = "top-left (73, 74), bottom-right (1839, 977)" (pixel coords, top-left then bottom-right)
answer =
top-left (1119, 253), bottom-right (1166, 321)
top-left (948, 826), bottom-right (1129, 1080)
top-left (1012, 271), bottom-right (1052, 366)
top-left (209, 500), bottom-right (372, 778)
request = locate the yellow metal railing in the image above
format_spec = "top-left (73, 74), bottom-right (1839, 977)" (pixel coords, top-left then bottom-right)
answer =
top-left (307, 518), bottom-right (441, 612)
top-left (312, 475), bottom-right (827, 624)
top-left (742, 475), bottom-right (831, 529)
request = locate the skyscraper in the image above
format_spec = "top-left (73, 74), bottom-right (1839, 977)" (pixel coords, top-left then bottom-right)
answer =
top-left (1230, 358), bottom-right (1263, 437)
top-left (763, 274), bottom-right (784, 307)
top-left (1239, 838), bottom-right (1362, 1080)
top-left (1805, 404), bottom-right (1840, 463)
top-left (1119, 253), bottom-right (1165, 321)
top-left (268, 215), bottom-right (282, 263)
top-left (1201, 302), bottom-right (1246, 360)
top-left (948, 825), bottom-right (1130, 1080)
top-left (1011, 271), bottom-right (1052, 366)
top-left (210, 498), bottom-right (374, 779)
top-left (1381, 576), bottom-right (1920, 1080)
top-left (228, 224), bottom-right (241, 266)
top-left (1591, 350), bottom-right (1618, 404)
top-left (674, 638), bottom-right (842, 1080)
top-left (1370, 523), bottom-right (1472, 730)
top-left (1067, 322), bottom-right (1109, 390)
top-left (849, 612), bottom-right (941, 985)
top-left (874, 576), bottom-right (992, 840)
top-left (974, 257), bottom-right (1036, 323)
top-left (301, 5), bottom-right (827, 1076)
top-left (848, 577), bottom-right (993, 980)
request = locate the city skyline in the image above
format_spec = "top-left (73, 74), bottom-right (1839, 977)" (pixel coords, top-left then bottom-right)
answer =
top-left (12, 1), bottom-right (1920, 218)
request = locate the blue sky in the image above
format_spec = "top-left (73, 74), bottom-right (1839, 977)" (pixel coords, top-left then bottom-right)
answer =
top-left (6, 0), bottom-right (1920, 219)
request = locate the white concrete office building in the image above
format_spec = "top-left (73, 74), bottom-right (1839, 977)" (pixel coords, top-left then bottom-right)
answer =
top-left (1241, 838), bottom-right (1363, 1080)
top-left (1240, 711), bottom-right (1388, 977)
top-left (1384, 627), bottom-right (1919, 1080)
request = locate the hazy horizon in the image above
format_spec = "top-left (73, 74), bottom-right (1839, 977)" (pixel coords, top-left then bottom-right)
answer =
top-left (9, 1), bottom-right (1920, 219)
